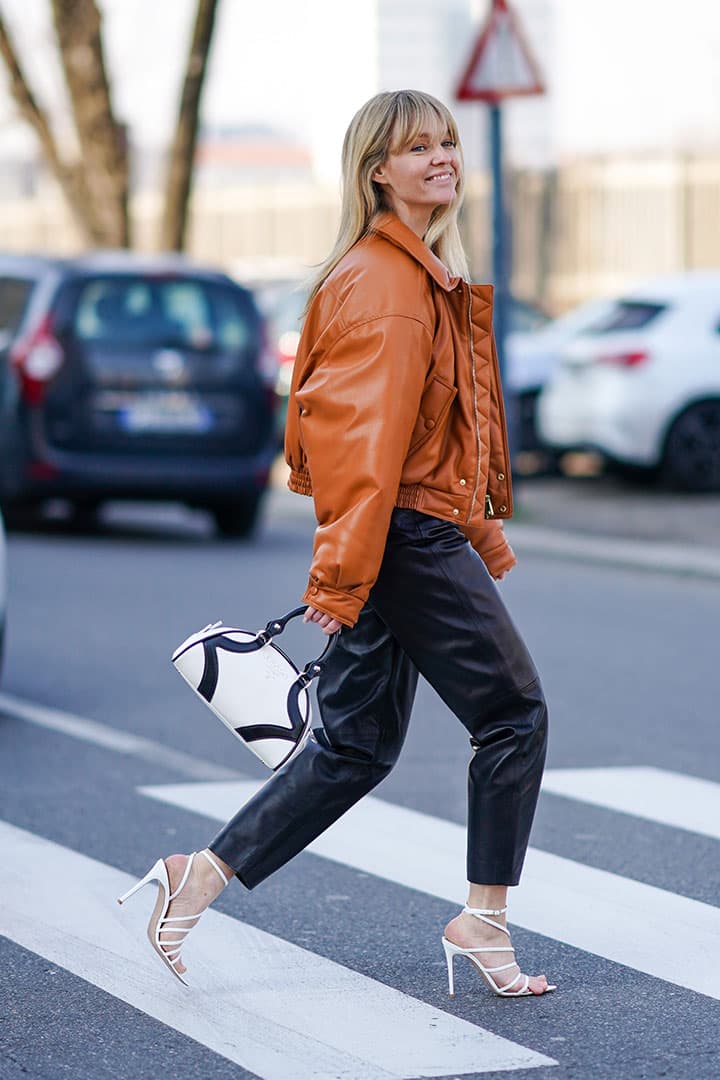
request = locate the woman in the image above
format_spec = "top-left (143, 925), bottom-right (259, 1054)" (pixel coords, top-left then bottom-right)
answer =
top-left (119, 90), bottom-right (554, 998)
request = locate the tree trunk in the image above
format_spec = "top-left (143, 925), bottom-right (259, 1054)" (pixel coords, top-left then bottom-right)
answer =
top-left (0, 12), bottom-right (105, 245)
top-left (50, 0), bottom-right (131, 247)
top-left (160, 0), bottom-right (220, 251)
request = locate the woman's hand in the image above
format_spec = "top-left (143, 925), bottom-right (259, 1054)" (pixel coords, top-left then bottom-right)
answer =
top-left (303, 606), bottom-right (343, 635)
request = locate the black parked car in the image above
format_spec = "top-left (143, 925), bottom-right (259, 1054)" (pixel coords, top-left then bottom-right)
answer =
top-left (0, 252), bottom-right (278, 536)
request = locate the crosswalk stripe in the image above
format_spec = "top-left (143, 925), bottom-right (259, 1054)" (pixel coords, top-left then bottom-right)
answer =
top-left (1, 820), bottom-right (555, 1079)
top-left (0, 691), bottom-right (239, 782)
top-left (140, 780), bottom-right (720, 1002)
top-left (542, 766), bottom-right (720, 841)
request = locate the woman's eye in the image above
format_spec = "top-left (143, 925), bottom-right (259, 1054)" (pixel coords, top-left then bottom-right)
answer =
top-left (411, 144), bottom-right (427, 152)
top-left (442, 140), bottom-right (456, 148)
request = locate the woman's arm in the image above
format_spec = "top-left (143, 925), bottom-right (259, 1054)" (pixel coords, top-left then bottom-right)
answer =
top-left (296, 314), bottom-right (433, 628)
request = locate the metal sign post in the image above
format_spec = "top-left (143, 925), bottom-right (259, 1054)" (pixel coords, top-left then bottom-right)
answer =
top-left (488, 102), bottom-right (509, 390)
top-left (455, 0), bottom-right (545, 455)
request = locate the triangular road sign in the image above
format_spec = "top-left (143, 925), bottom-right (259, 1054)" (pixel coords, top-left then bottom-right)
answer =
top-left (455, 0), bottom-right (545, 103)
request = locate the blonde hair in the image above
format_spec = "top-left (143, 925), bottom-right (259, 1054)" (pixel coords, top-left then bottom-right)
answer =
top-left (306, 90), bottom-right (469, 308)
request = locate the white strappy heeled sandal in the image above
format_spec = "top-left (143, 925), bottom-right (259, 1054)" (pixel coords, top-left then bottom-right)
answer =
top-left (117, 849), bottom-right (230, 985)
top-left (441, 905), bottom-right (556, 998)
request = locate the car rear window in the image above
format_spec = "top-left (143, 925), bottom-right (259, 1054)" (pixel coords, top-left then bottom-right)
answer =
top-left (582, 300), bottom-right (667, 334)
top-left (0, 277), bottom-right (34, 335)
top-left (72, 276), bottom-right (258, 351)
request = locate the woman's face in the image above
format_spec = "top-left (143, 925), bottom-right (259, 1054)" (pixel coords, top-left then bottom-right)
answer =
top-left (372, 117), bottom-right (461, 232)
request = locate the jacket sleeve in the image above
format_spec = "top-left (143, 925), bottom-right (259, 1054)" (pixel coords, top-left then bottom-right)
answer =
top-left (460, 519), bottom-right (517, 578)
top-left (296, 314), bottom-right (433, 627)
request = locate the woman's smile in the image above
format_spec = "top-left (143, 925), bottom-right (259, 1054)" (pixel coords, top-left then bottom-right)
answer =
top-left (425, 170), bottom-right (455, 184)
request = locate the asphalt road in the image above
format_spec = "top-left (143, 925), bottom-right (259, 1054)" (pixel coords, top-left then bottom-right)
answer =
top-left (1, 492), bottom-right (719, 1080)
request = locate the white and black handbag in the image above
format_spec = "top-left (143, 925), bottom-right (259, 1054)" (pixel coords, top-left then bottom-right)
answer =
top-left (171, 606), bottom-right (338, 772)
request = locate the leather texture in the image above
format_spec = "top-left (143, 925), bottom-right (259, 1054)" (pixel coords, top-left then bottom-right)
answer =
top-left (284, 212), bottom-right (515, 628)
top-left (209, 509), bottom-right (547, 888)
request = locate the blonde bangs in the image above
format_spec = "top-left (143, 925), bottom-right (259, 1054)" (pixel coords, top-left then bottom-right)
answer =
top-left (389, 93), bottom-right (460, 154)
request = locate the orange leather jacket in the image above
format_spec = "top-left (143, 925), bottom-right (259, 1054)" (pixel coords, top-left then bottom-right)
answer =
top-left (285, 212), bottom-right (516, 628)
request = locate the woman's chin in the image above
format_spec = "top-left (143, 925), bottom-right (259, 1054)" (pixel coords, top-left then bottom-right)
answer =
top-left (430, 190), bottom-right (458, 209)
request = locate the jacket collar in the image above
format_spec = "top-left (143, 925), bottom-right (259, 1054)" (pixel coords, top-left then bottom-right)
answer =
top-left (370, 212), bottom-right (462, 292)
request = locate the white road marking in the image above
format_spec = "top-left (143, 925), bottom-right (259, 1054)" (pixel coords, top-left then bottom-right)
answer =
top-left (542, 765), bottom-right (720, 841)
top-left (6, 692), bottom-right (719, 1000)
top-left (141, 780), bottom-right (720, 1002)
top-left (0, 691), bottom-right (239, 781)
top-left (1, 820), bottom-right (555, 1079)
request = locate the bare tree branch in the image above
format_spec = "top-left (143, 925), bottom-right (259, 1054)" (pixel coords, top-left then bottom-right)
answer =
top-left (160, 0), bottom-right (220, 251)
top-left (50, 0), bottom-right (130, 246)
top-left (0, 1), bottom-right (221, 252)
top-left (0, 9), bottom-right (104, 244)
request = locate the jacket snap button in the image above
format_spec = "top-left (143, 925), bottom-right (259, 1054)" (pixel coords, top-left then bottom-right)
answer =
top-left (459, 478), bottom-right (466, 486)
top-left (425, 418), bottom-right (435, 429)
top-left (498, 504), bottom-right (507, 513)
top-left (497, 473), bottom-right (505, 481)
top-left (452, 508), bottom-right (459, 516)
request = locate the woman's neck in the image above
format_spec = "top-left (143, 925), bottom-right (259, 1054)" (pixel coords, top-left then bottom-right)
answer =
top-left (385, 202), bottom-right (432, 239)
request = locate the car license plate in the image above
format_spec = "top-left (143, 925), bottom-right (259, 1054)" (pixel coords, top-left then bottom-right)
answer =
top-left (120, 393), bottom-right (212, 434)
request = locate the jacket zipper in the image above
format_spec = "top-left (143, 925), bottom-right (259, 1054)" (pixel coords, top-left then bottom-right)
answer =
top-left (466, 287), bottom-right (483, 520)
top-left (488, 328), bottom-right (513, 515)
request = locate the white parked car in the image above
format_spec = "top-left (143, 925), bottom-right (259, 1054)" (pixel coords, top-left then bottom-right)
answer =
top-left (0, 507), bottom-right (6, 679)
top-left (538, 272), bottom-right (720, 490)
top-left (506, 296), bottom-right (614, 451)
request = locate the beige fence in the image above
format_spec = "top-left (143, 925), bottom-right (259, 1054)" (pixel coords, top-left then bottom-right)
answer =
top-left (2, 154), bottom-right (720, 313)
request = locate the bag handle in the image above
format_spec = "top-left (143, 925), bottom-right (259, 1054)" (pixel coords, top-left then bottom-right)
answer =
top-left (258, 605), bottom-right (339, 686)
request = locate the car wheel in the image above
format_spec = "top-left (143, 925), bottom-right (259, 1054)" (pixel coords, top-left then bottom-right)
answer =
top-left (661, 401), bottom-right (720, 492)
top-left (211, 493), bottom-right (263, 539)
top-left (0, 499), bottom-right (42, 530)
top-left (71, 499), bottom-right (102, 529)
top-left (608, 460), bottom-right (659, 487)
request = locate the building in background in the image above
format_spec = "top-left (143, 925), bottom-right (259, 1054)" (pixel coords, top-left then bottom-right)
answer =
top-left (1, 0), bottom-right (720, 309)
top-left (194, 126), bottom-right (313, 188)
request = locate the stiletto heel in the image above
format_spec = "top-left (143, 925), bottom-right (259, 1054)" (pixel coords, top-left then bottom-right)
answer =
top-left (117, 859), bottom-right (166, 906)
top-left (441, 906), bottom-right (556, 998)
top-left (116, 849), bottom-right (230, 985)
top-left (442, 937), bottom-right (456, 996)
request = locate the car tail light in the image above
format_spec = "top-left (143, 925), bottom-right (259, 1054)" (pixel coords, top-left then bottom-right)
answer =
top-left (11, 315), bottom-right (64, 405)
top-left (597, 350), bottom-right (650, 368)
top-left (276, 330), bottom-right (300, 397)
top-left (278, 330), bottom-right (300, 365)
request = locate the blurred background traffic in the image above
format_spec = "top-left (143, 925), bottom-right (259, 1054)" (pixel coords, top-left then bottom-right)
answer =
top-left (0, 0), bottom-right (719, 557)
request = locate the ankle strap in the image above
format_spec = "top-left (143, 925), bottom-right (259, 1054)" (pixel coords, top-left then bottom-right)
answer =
top-left (464, 905), bottom-right (507, 917)
top-left (202, 848), bottom-right (231, 885)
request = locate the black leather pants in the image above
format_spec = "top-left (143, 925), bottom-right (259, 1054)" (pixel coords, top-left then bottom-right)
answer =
top-left (209, 508), bottom-right (548, 888)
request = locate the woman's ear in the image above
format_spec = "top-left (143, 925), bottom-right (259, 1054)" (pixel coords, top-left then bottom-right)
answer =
top-left (372, 167), bottom-right (387, 185)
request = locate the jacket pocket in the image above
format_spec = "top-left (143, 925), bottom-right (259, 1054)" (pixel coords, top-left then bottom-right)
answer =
top-left (407, 376), bottom-right (457, 455)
